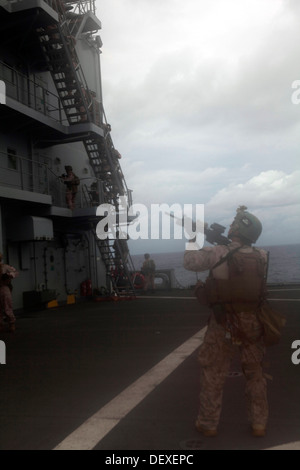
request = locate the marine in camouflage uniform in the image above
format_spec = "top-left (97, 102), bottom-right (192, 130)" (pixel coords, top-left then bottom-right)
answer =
top-left (142, 254), bottom-right (156, 293)
top-left (184, 207), bottom-right (269, 437)
top-left (0, 254), bottom-right (19, 333)
top-left (61, 166), bottom-right (80, 210)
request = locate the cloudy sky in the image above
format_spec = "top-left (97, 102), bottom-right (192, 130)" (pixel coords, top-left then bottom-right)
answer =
top-left (96, 0), bottom-right (300, 254)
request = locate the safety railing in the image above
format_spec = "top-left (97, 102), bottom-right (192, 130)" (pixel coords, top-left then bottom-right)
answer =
top-left (0, 60), bottom-right (66, 125)
top-left (0, 149), bottom-right (108, 209)
top-left (0, 60), bottom-right (105, 128)
top-left (0, 61), bottom-right (106, 130)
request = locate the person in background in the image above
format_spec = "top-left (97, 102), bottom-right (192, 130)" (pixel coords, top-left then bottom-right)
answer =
top-left (141, 253), bottom-right (156, 294)
top-left (0, 253), bottom-right (19, 333)
top-left (184, 206), bottom-right (269, 438)
top-left (60, 165), bottom-right (80, 210)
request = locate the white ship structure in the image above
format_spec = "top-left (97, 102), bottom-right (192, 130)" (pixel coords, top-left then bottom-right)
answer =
top-left (0, 0), bottom-right (136, 310)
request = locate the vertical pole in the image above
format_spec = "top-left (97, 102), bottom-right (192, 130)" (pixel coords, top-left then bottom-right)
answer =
top-left (33, 74), bottom-right (37, 111)
top-left (15, 70), bottom-right (19, 102)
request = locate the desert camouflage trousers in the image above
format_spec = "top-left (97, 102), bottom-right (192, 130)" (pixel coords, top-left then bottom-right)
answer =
top-left (0, 285), bottom-right (16, 325)
top-left (197, 311), bottom-right (268, 430)
top-left (66, 189), bottom-right (77, 210)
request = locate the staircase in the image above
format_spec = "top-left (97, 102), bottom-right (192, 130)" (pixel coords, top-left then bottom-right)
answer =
top-left (83, 131), bottom-right (128, 206)
top-left (37, 23), bottom-right (92, 125)
top-left (91, 228), bottom-right (136, 298)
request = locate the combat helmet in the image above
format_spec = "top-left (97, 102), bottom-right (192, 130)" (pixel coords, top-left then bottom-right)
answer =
top-left (228, 206), bottom-right (262, 243)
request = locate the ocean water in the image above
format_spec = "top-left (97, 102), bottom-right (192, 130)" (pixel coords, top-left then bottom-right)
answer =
top-left (131, 244), bottom-right (300, 288)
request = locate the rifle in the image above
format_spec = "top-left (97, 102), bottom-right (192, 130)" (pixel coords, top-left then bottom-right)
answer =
top-left (204, 223), bottom-right (230, 246)
top-left (166, 213), bottom-right (230, 246)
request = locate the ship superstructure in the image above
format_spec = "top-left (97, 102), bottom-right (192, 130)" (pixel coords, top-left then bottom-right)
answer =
top-left (0, 0), bottom-right (135, 310)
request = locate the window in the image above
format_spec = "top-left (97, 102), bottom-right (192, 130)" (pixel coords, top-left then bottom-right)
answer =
top-left (7, 148), bottom-right (17, 170)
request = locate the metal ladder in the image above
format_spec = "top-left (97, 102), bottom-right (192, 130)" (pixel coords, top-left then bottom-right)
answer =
top-left (83, 131), bottom-right (128, 206)
top-left (37, 22), bottom-right (92, 124)
top-left (91, 227), bottom-right (136, 298)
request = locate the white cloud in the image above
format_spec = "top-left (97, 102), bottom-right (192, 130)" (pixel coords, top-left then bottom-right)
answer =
top-left (207, 170), bottom-right (300, 209)
top-left (204, 170), bottom-right (300, 245)
top-left (124, 165), bottom-right (227, 206)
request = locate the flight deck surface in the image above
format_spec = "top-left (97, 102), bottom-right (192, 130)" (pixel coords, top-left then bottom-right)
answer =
top-left (0, 286), bottom-right (299, 451)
